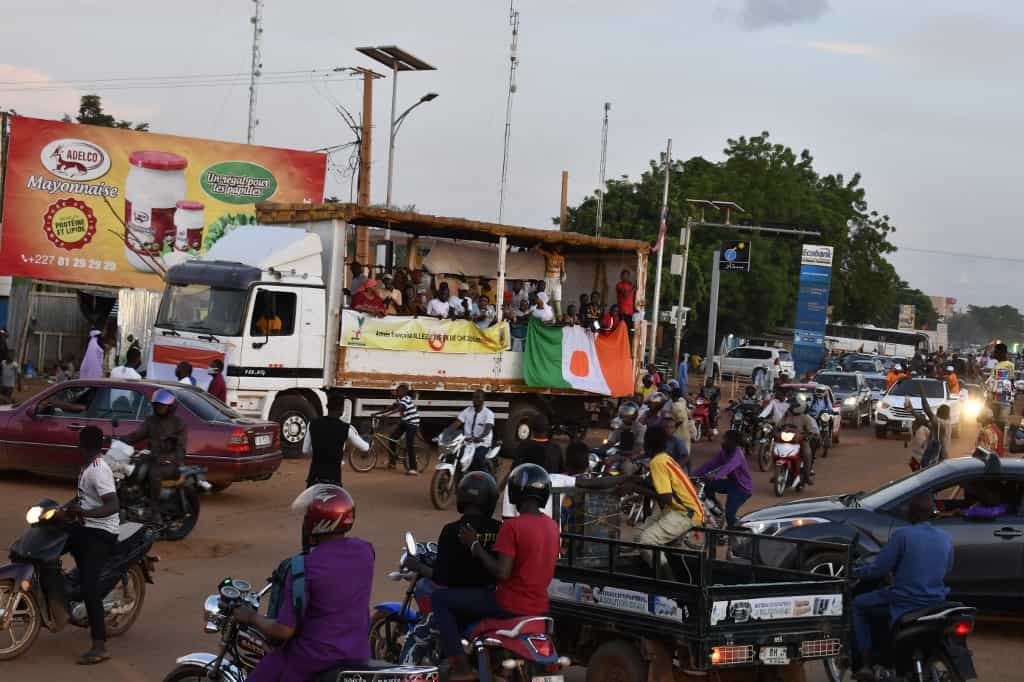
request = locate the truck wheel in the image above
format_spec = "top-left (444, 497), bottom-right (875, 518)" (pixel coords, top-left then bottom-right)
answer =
top-left (271, 395), bottom-right (318, 458)
top-left (505, 402), bottom-right (541, 450)
top-left (586, 640), bottom-right (648, 682)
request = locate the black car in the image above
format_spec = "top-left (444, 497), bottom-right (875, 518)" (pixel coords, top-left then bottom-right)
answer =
top-left (733, 455), bottom-right (1024, 613)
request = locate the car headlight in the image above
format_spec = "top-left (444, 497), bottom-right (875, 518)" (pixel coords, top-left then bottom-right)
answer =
top-left (742, 517), bottom-right (829, 536)
top-left (843, 397), bottom-right (857, 406)
top-left (875, 401), bottom-right (884, 410)
top-left (963, 399), bottom-right (982, 419)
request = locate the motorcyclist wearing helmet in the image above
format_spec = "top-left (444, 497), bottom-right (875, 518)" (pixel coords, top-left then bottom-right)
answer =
top-left (807, 386), bottom-right (835, 420)
top-left (401, 473), bottom-right (502, 664)
top-left (434, 464), bottom-right (560, 680)
top-left (609, 400), bottom-right (640, 454)
top-left (234, 485), bottom-right (374, 682)
top-left (778, 395), bottom-right (819, 487)
top-left (123, 388), bottom-right (186, 525)
top-left (975, 407), bottom-right (1004, 457)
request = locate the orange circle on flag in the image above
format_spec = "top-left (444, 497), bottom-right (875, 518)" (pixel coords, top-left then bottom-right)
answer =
top-left (569, 350), bottom-right (590, 377)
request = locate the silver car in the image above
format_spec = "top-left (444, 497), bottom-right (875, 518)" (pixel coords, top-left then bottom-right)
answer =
top-left (813, 371), bottom-right (873, 426)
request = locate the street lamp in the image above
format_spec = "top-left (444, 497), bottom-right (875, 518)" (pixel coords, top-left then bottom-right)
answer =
top-left (356, 46), bottom-right (436, 235)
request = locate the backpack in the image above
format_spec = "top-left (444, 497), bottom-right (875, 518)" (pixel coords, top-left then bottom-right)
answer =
top-left (266, 553), bottom-right (307, 627)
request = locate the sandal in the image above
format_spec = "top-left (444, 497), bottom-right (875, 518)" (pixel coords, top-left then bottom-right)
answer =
top-left (77, 650), bottom-right (110, 665)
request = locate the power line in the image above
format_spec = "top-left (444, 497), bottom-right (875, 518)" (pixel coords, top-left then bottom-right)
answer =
top-left (0, 68), bottom-right (319, 86)
top-left (894, 246), bottom-right (1024, 264)
top-left (0, 75), bottom-right (361, 93)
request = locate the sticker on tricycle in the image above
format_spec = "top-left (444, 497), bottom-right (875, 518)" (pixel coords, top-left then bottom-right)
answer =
top-left (549, 579), bottom-right (688, 622)
top-left (710, 594), bottom-right (842, 626)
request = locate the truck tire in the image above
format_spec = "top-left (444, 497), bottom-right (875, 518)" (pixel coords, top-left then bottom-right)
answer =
top-left (271, 395), bottom-right (318, 458)
top-left (505, 401), bottom-right (541, 451)
top-left (586, 640), bottom-right (648, 682)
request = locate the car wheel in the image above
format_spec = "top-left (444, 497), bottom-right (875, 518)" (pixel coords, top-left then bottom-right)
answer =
top-left (805, 552), bottom-right (846, 578)
top-left (875, 426), bottom-right (887, 439)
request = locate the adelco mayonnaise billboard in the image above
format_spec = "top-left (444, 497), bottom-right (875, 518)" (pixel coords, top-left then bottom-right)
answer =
top-left (0, 116), bottom-right (326, 289)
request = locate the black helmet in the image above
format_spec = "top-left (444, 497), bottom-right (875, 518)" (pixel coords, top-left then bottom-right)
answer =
top-left (456, 471), bottom-right (499, 516)
top-left (617, 400), bottom-right (639, 422)
top-left (506, 463), bottom-right (551, 509)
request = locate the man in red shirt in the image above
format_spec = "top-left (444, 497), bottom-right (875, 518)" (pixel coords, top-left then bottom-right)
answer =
top-left (616, 269), bottom-right (636, 333)
top-left (431, 463), bottom-right (559, 679)
top-left (352, 279), bottom-right (385, 317)
top-left (206, 359), bottom-right (227, 403)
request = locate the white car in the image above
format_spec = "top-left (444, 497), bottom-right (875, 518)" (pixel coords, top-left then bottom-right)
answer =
top-left (713, 345), bottom-right (795, 381)
top-left (874, 378), bottom-right (963, 439)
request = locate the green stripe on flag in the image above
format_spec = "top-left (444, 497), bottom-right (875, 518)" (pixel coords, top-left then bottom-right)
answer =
top-left (523, 318), bottom-right (571, 389)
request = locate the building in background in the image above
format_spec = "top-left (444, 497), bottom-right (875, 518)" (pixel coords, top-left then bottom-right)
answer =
top-left (930, 296), bottom-right (957, 323)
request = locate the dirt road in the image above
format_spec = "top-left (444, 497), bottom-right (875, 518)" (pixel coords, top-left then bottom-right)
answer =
top-left (0, 420), bottom-right (1017, 680)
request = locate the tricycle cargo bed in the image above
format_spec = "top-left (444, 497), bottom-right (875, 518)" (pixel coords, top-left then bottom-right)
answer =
top-left (551, 530), bottom-right (851, 672)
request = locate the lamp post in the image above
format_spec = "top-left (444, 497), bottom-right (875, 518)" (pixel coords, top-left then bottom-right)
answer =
top-left (356, 46), bottom-right (435, 240)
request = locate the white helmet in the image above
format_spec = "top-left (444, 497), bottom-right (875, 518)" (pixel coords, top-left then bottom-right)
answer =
top-left (946, 365), bottom-right (955, 373)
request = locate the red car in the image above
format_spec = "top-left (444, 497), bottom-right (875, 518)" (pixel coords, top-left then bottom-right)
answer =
top-left (0, 379), bottom-right (282, 489)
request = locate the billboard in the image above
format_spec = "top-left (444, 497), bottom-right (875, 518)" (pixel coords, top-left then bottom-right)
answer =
top-left (792, 244), bottom-right (834, 378)
top-left (719, 239), bottom-right (751, 272)
top-left (897, 304), bottom-right (916, 330)
top-left (0, 116), bottom-right (326, 290)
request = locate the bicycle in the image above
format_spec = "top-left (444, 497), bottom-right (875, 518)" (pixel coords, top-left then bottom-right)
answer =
top-left (349, 416), bottom-right (432, 473)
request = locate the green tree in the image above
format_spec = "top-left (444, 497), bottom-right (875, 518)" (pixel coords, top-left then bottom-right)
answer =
top-left (63, 94), bottom-right (149, 131)
top-left (562, 132), bottom-right (915, 349)
top-left (948, 305), bottom-right (1024, 347)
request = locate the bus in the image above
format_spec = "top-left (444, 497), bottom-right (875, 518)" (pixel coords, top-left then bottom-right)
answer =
top-left (825, 324), bottom-right (930, 358)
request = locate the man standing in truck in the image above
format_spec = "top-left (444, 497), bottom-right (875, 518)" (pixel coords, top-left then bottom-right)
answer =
top-left (533, 244), bottom-right (566, 318)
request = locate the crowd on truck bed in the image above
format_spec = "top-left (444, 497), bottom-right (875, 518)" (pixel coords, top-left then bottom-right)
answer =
top-left (344, 260), bottom-right (639, 348)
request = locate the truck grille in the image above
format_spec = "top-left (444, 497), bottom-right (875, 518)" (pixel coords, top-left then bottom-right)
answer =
top-left (800, 638), bottom-right (841, 658)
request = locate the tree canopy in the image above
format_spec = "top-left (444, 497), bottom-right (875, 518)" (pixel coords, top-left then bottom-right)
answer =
top-left (561, 132), bottom-right (935, 347)
top-left (948, 305), bottom-right (1024, 348)
top-left (63, 94), bottom-right (149, 131)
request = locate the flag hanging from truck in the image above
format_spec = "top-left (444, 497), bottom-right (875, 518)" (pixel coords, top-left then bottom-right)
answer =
top-left (523, 319), bottom-right (633, 397)
top-left (340, 310), bottom-right (509, 354)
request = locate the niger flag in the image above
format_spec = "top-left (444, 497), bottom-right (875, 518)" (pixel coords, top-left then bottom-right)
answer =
top-left (523, 319), bottom-right (633, 397)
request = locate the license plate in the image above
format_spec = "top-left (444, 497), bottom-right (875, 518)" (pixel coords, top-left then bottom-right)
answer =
top-left (759, 646), bottom-right (789, 665)
top-left (532, 677), bottom-right (563, 682)
top-left (255, 434), bottom-right (271, 448)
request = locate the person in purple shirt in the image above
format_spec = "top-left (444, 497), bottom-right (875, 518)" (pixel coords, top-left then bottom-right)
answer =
top-left (692, 430), bottom-right (753, 528)
top-left (234, 485), bottom-right (374, 682)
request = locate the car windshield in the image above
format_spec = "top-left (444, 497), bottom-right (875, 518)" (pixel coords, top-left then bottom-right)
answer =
top-left (859, 465), bottom-right (952, 509)
top-left (889, 379), bottom-right (945, 399)
top-left (849, 362), bottom-right (876, 372)
top-left (865, 377), bottom-right (887, 391)
top-left (816, 374), bottom-right (857, 391)
top-left (156, 284), bottom-right (247, 336)
top-left (170, 387), bottom-right (240, 422)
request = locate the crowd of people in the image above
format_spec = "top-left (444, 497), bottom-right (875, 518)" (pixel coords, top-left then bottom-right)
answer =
top-left (344, 260), bottom-right (640, 347)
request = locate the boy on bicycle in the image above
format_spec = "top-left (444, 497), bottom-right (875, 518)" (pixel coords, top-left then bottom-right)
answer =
top-left (377, 383), bottom-right (421, 474)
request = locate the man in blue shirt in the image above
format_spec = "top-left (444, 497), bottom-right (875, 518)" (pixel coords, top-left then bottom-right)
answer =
top-left (852, 493), bottom-right (953, 674)
top-left (806, 386), bottom-right (834, 419)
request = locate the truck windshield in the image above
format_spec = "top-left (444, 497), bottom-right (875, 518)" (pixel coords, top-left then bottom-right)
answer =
top-left (156, 284), bottom-right (247, 336)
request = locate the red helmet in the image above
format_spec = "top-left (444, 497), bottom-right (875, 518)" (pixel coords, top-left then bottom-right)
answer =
top-left (293, 484), bottom-right (355, 541)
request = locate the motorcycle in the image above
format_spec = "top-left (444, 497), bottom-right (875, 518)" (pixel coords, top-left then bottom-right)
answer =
top-left (689, 396), bottom-right (713, 442)
top-left (107, 439), bottom-right (210, 541)
top-left (692, 477), bottom-right (726, 532)
top-left (163, 571), bottom-right (438, 682)
top-left (772, 425), bottom-right (806, 497)
top-left (751, 420), bottom-right (776, 472)
top-left (0, 499), bottom-right (157, 660)
top-left (369, 534), bottom-right (439, 665)
top-left (1009, 424), bottom-right (1024, 454)
top-left (401, 533), bottom-right (568, 682)
top-left (812, 411), bottom-right (834, 459)
top-left (429, 430), bottom-right (502, 510)
top-left (824, 571), bottom-right (977, 682)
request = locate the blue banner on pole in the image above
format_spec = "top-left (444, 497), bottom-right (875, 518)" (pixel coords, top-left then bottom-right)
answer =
top-left (792, 245), bottom-right (834, 378)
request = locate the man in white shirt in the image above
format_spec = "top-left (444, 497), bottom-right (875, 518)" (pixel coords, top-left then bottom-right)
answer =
top-left (448, 283), bottom-right (471, 319)
top-left (175, 361), bottom-right (196, 386)
top-left (449, 390), bottom-right (495, 471)
top-left (65, 426), bottom-right (120, 664)
top-left (427, 283), bottom-right (452, 319)
top-left (110, 347), bottom-right (143, 381)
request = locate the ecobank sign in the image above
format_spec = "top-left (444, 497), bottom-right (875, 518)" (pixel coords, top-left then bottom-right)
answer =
top-left (801, 245), bottom-right (834, 267)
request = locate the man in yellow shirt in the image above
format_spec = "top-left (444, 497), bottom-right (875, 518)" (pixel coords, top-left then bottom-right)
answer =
top-left (629, 425), bottom-right (704, 573)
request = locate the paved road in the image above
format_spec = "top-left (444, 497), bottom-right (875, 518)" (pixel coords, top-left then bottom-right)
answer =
top-left (0, 418), bottom-right (1017, 680)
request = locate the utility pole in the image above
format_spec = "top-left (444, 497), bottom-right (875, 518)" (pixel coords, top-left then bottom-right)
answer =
top-left (596, 101), bottom-right (610, 237)
top-left (648, 138), bottom-right (672, 366)
top-left (671, 218), bottom-right (692, 376)
top-left (497, 2), bottom-right (521, 224)
top-left (356, 69), bottom-right (380, 208)
top-left (559, 171), bottom-right (568, 231)
top-left (246, 0), bottom-right (264, 144)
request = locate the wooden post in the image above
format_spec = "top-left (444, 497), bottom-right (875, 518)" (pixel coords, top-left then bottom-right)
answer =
top-left (355, 68), bottom-right (381, 269)
top-left (559, 170), bottom-right (568, 231)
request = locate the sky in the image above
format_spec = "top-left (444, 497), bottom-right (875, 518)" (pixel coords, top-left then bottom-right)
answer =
top-left (2, 0), bottom-right (1022, 310)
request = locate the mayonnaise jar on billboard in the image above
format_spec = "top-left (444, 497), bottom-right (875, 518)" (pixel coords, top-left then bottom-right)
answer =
top-left (174, 200), bottom-right (205, 253)
top-left (124, 151), bottom-right (188, 273)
